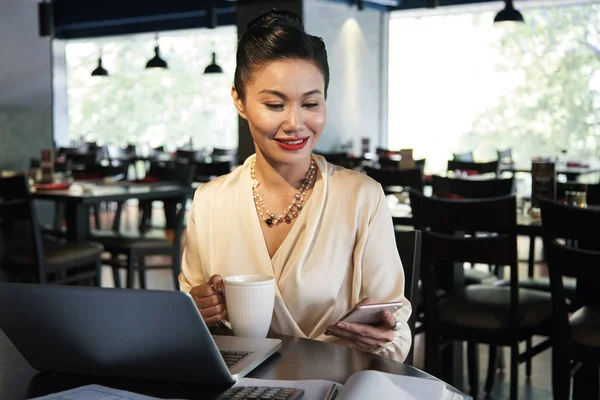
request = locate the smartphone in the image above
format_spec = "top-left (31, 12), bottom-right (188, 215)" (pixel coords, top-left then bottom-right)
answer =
top-left (337, 301), bottom-right (403, 326)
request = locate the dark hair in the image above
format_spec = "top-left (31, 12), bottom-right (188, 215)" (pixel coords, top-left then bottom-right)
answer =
top-left (234, 9), bottom-right (330, 101)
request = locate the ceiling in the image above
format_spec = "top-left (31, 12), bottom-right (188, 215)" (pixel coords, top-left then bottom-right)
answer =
top-left (49, 0), bottom-right (511, 39)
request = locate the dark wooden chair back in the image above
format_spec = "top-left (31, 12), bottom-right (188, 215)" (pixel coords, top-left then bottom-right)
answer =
top-left (447, 159), bottom-right (499, 176)
top-left (540, 200), bottom-right (600, 361)
top-left (431, 175), bottom-right (514, 199)
top-left (408, 189), bottom-right (518, 318)
top-left (194, 161), bottom-right (231, 182)
top-left (0, 175), bottom-right (45, 282)
top-left (212, 148), bottom-right (237, 164)
top-left (395, 230), bottom-right (422, 365)
top-left (148, 162), bottom-right (196, 186)
top-left (175, 149), bottom-right (199, 163)
top-left (364, 166), bottom-right (424, 194)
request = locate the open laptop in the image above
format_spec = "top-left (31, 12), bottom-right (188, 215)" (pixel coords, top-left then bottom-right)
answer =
top-left (0, 283), bottom-right (281, 386)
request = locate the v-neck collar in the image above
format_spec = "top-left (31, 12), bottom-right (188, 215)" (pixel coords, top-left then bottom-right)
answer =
top-left (240, 154), bottom-right (328, 281)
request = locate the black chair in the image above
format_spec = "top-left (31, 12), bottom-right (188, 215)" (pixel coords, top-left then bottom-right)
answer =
top-left (431, 175), bottom-right (514, 199)
top-left (175, 149), bottom-right (199, 164)
top-left (194, 161), bottom-right (231, 183)
top-left (447, 160), bottom-right (499, 176)
top-left (452, 151), bottom-right (474, 162)
top-left (395, 230), bottom-right (422, 366)
top-left (364, 166), bottom-right (424, 194)
top-left (212, 148), bottom-right (238, 164)
top-left (92, 194), bottom-right (188, 290)
top-left (137, 162), bottom-right (195, 232)
top-left (540, 199), bottom-right (600, 400)
top-left (409, 190), bottom-right (552, 399)
top-left (0, 175), bottom-right (103, 285)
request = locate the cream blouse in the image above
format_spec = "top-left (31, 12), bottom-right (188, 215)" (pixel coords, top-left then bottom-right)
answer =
top-left (179, 154), bottom-right (412, 362)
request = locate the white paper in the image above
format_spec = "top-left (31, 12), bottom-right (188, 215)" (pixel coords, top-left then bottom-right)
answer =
top-left (234, 377), bottom-right (341, 400)
top-left (28, 385), bottom-right (186, 400)
top-left (337, 371), bottom-right (446, 400)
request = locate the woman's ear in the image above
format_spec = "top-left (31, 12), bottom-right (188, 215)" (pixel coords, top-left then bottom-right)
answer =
top-left (231, 86), bottom-right (247, 120)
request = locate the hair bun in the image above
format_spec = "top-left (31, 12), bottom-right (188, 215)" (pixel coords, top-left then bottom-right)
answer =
top-left (245, 9), bottom-right (304, 33)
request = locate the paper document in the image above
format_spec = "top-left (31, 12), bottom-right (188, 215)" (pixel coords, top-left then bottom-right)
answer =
top-left (29, 385), bottom-right (186, 400)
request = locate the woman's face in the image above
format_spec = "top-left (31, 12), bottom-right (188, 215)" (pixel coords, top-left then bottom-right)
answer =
top-left (233, 59), bottom-right (326, 165)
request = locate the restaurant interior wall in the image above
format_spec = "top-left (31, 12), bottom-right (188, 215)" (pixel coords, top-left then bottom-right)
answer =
top-left (0, 0), bottom-right (53, 172)
top-left (388, 0), bottom-right (600, 174)
top-left (305, 0), bottom-right (388, 156)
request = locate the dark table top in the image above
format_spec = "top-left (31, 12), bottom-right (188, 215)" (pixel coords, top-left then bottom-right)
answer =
top-left (31, 182), bottom-right (195, 205)
top-left (500, 163), bottom-right (600, 176)
top-left (0, 330), bottom-right (468, 400)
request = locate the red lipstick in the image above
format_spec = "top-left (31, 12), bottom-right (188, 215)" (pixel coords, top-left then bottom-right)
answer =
top-left (275, 137), bottom-right (309, 151)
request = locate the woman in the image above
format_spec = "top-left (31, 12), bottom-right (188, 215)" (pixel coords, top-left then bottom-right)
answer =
top-left (179, 9), bottom-right (412, 362)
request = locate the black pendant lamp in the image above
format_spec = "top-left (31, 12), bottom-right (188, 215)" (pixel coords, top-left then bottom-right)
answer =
top-left (91, 51), bottom-right (109, 77)
top-left (146, 34), bottom-right (168, 69)
top-left (204, 52), bottom-right (223, 74)
top-left (494, 0), bottom-right (525, 23)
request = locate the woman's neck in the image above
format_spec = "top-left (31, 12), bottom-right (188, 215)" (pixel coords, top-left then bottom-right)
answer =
top-left (254, 151), bottom-right (312, 191)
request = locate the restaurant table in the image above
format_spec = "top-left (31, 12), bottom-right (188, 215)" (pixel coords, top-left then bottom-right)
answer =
top-left (0, 330), bottom-right (470, 400)
top-left (500, 163), bottom-right (600, 181)
top-left (32, 183), bottom-right (195, 243)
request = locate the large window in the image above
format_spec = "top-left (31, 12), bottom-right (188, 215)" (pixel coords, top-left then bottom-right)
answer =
top-left (388, 2), bottom-right (600, 174)
top-left (64, 26), bottom-right (238, 150)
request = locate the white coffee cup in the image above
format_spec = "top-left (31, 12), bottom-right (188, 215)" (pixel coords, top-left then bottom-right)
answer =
top-left (223, 274), bottom-right (275, 338)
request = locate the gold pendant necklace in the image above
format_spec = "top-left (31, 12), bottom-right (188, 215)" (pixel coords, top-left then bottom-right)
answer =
top-left (251, 159), bottom-right (317, 226)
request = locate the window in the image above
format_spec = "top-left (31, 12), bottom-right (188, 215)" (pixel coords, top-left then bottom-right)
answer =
top-left (64, 26), bottom-right (238, 150)
top-left (388, 2), bottom-right (600, 174)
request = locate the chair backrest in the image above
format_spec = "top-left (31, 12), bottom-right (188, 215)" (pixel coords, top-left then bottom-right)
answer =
top-left (0, 175), bottom-right (45, 282)
top-left (394, 230), bottom-right (422, 365)
top-left (211, 148), bottom-right (238, 163)
top-left (408, 190), bottom-right (519, 320)
top-left (431, 175), bottom-right (514, 199)
top-left (194, 161), bottom-right (231, 182)
top-left (447, 159), bottom-right (499, 176)
top-left (540, 199), bottom-right (600, 344)
top-left (148, 162), bottom-right (196, 186)
top-left (364, 166), bottom-right (424, 193)
top-left (175, 149), bottom-right (199, 163)
top-left (452, 151), bottom-right (474, 162)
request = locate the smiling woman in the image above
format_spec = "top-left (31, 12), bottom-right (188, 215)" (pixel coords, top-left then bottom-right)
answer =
top-left (178, 9), bottom-right (413, 363)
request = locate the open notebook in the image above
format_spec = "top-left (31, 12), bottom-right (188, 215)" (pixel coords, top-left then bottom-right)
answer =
top-left (235, 370), bottom-right (467, 400)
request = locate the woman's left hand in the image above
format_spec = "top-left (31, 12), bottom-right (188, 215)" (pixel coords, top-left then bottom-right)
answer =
top-left (324, 299), bottom-right (397, 352)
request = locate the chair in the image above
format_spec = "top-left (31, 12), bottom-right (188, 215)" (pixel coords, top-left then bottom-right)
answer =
top-left (137, 162), bottom-right (195, 232)
top-left (91, 193), bottom-right (188, 290)
top-left (409, 190), bottom-right (552, 399)
top-left (540, 199), bottom-right (600, 400)
top-left (194, 161), bottom-right (231, 183)
top-left (395, 230), bottom-right (422, 366)
top-left (431, 175), bottom-right (514, 199)
top-left (452, 151), bottom-right (474, 162)
top-left (175, 149), bottom-right (199, 164)
top-left (364, 166), bottom-right (424, 194)
top-left (211, 148), bottom-right (238, 164)
top-left (0, 175), bottom-right (103, 285)
top-left (447, 160), bottom-right (499, 176)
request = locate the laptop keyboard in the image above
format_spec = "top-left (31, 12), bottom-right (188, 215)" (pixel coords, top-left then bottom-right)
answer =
top-left (220, 350), bottom-right (252, 368)
top-left (216, 386), bottom-right (304, 400)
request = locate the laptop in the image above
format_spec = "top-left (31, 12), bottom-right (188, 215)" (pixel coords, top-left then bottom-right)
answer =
top-left (0, 283), bottom-right (281, 386)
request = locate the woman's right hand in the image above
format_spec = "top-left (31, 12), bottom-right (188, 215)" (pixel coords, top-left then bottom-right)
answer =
top-left (190, 274), bottom-right (227, 327)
